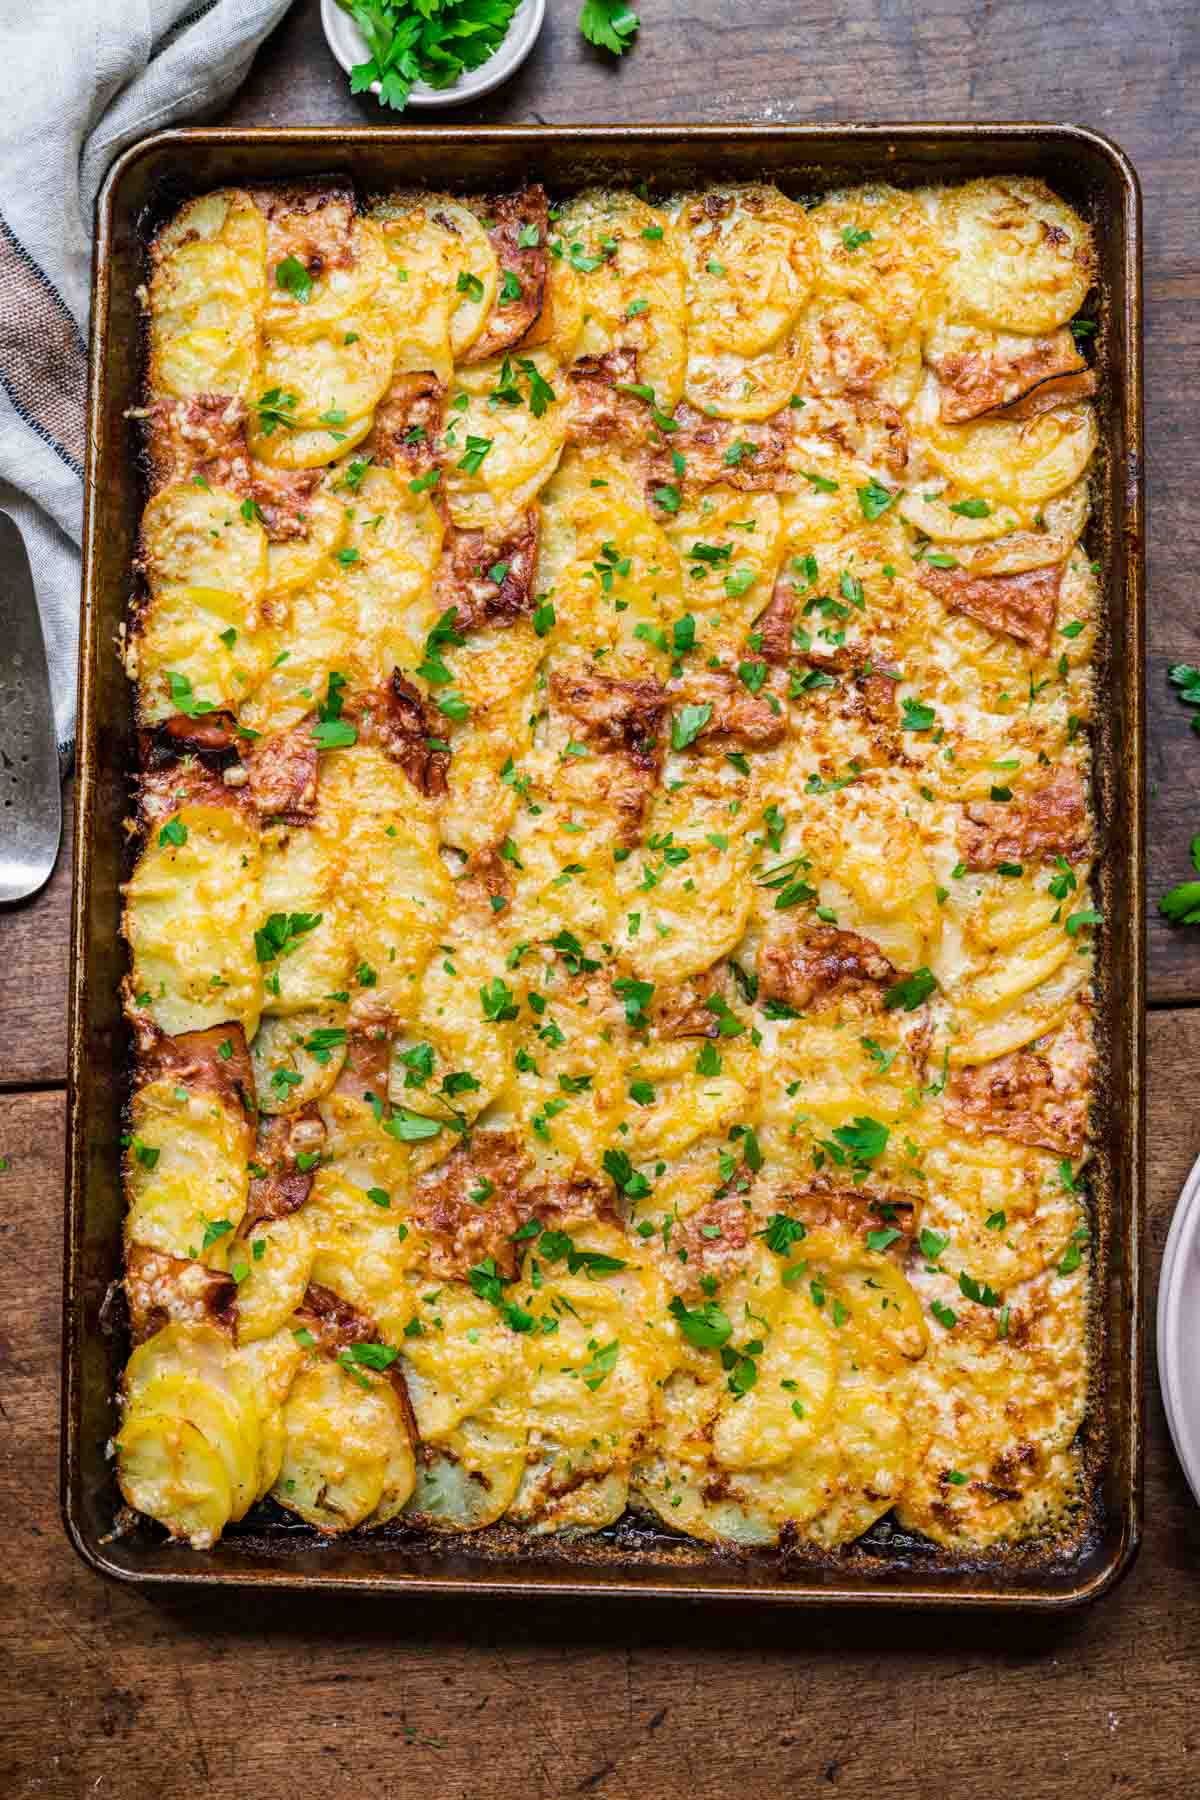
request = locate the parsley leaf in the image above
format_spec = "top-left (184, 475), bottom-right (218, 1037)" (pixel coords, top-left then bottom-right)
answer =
top-left (883, 967), bottom-right (937, 1011)
top-left (856, 479), bottom-right (894, 520)
top-left (900, 696), bottom-right (936, 732)
top-left (165, 671), bottom-right (216, 719)
top-left (672, 702), bottom-right (712, 750)
top-left (341, 0), bottom-right (525, 114)
top-left (254, 912), bottom-right (323, 964)
top-left (1169, 664), bottom-right (1200, 734)
top-left (757, 1213), bottom-right (807, 1255)
top-left (829, 1116), bottom-right (889, 1167)
top-left (579, 0), bottom-right (640, 55)
top-left (668, 1294), bottom-right (732, 1348)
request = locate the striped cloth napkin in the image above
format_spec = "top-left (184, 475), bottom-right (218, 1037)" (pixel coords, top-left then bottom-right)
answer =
top-left (0, 0), bottom-right (292, 762)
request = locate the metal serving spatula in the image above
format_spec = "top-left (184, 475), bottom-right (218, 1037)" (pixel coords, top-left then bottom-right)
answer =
top-left (0, 513), bottom-right (62, 903)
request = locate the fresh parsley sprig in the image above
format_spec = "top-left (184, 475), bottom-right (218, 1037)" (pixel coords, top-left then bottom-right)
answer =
top-left (1169, 663), bottom-right (1200, 734)
top-left (579, 0), bottom-right (640, 54)
top-left (338, 0), bottom-right (522, 111)
top-left (1160, 834), bottom-right (1200, 926)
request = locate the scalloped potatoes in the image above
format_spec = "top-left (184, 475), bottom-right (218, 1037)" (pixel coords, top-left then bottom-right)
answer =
top-left (118, 174), bottom-right (1100, 1566)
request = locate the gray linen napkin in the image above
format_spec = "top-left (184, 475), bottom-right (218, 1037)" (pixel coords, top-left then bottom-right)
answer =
top-left (0, 0), bottom-right (293, 763)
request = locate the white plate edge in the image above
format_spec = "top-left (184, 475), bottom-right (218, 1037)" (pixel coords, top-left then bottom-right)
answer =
top-left (1156, 1150), bottom-right (1200, 1506)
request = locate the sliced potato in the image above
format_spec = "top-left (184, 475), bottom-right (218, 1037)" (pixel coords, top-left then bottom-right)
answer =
top-left (942, 178), bottom-right (1094, 334)
top-left (116, 1412), bottom-right (234, 1549)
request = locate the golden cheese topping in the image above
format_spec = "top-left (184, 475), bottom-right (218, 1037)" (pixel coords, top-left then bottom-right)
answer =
top-left (118, 176), bottom-right (1101, 1561)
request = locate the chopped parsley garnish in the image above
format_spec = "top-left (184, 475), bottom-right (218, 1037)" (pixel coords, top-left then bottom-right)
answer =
top-left (900, 696), bottom-right (936, 732)
top-left (757, 1213), bottom-right (807, 1255)
top-left (856, 479), bottom-right (894, 520)
top-left (255, 387), bottom-right (299, 436)
top-left (254, 911), bottom-right (323, 964)
top-left (458, 435), bottom-right (493, 475)
top-left (671, 702), bottom-right (712, 750)
top-left (480, 977), bottom-right (519, 1022)
top-left (165, 671), bottom-right (216, 719)
top-left (668, 1294), bottom-right (732, 1348)
top-left (613, 975), bottom-right (654, 1028)
top-left (883, 967), bottom-right (937, 1011)
top-left (1169, 663), bottom-right (1200, 733)
top-left (824, 1115), bottom-right (889, 1169)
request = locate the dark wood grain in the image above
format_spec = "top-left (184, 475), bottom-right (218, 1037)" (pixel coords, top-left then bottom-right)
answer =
top-left (1, 1007), bottom-right (1196, 1799)
top-left (0, 781), bottom-right (71, 1087)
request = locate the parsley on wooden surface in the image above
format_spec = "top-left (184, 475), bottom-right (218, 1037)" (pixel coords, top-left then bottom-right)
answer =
top-left (1159, 835), bottom-right (1200, 925)
top-left (579, 0), bottom-right (640, 54)
top-left (1169, 663), bottom-right (1200, 734)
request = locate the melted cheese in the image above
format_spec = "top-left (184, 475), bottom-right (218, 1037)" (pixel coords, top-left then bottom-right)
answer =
top-left (121, 175), bottom-right (1102, 1559)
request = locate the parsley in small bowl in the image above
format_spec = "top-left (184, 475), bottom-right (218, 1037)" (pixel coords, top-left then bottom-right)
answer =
top-left (322, 0), bottom-right (545, 109)
top-left (323, 0), bottom-right (639, 110)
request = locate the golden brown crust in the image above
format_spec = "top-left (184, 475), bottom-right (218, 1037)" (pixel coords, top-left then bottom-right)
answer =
top-left (525, 1174), bottom-right (619, 1232)
top-left (456, 847), bottom-right (512, 919)
top-left (918, 559), bottom-right (1065, 655)
top-left (433, 509), bottom-right (539, 633)
top-left (671, 668), bottom-right (786, 752)
top-left (930, 328), bottom-right (1090, 424)
top-left (134, 1021), bottom-right (257, 1117)
top-left (650, 400), bottom-right (792, 498)
top-left (334, 1014), bottom-right (393, 1103)
top-left (370, 371), bottom-right (446, 478)
top-left (565, 347), bottom-right (646, 448)
top-left (140, 713), bottom-right (241, 764)
top-left (460, 186), bottom-right (549, 364)
top-left (352, 671), bottom-right (450, 797)
top-left (758, 580), bottom-right (797, 666)
top-left (988, 369), bottom-right (1098, 422)
top-left (654, 970), bottom-right (725, 1040)
top-left (249, 465), bottom-right (321, 542)
top-left (783, 1183), bottom-right (920, 1260)
top-left (757, 926), bottom-right (895, 1014)
top-left (549, 664), bottom-right (668, 841)
top-left (144, 395), bottom-right (251, 495)
top-left (242, 723), bottom-right (320, 822)
top-left (294, 1281), bottom-right (419, 1444)
top-left (410, 1131), bottom-right (535, 1281)
top-left (959, 765), bottom-right (1089, 869)
top-left (675, 1195), bottom-right (753, 1288)
top-left (137, 757), bottom-right (256, 825)
top-left (254, 184), bottom-right (357, 276)
top-left (124, 1246), bottom-right (237, 1347)
top-left (812, 397), bottom-right (910, 476)
top-left (243, 1106), bottom-right (326, 1232)
top-left (945, 1012), bottom-right (1092, 1156)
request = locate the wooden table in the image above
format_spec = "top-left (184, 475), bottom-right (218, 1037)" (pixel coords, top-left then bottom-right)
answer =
top-left (4, 2), bottom-right (1200, 1792)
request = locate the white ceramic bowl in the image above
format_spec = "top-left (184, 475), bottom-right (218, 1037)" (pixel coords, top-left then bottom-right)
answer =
top-left (1157, 1151), bottom-right (1200, 1507)
top-left (320, 0), bottom-right (546, 108)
